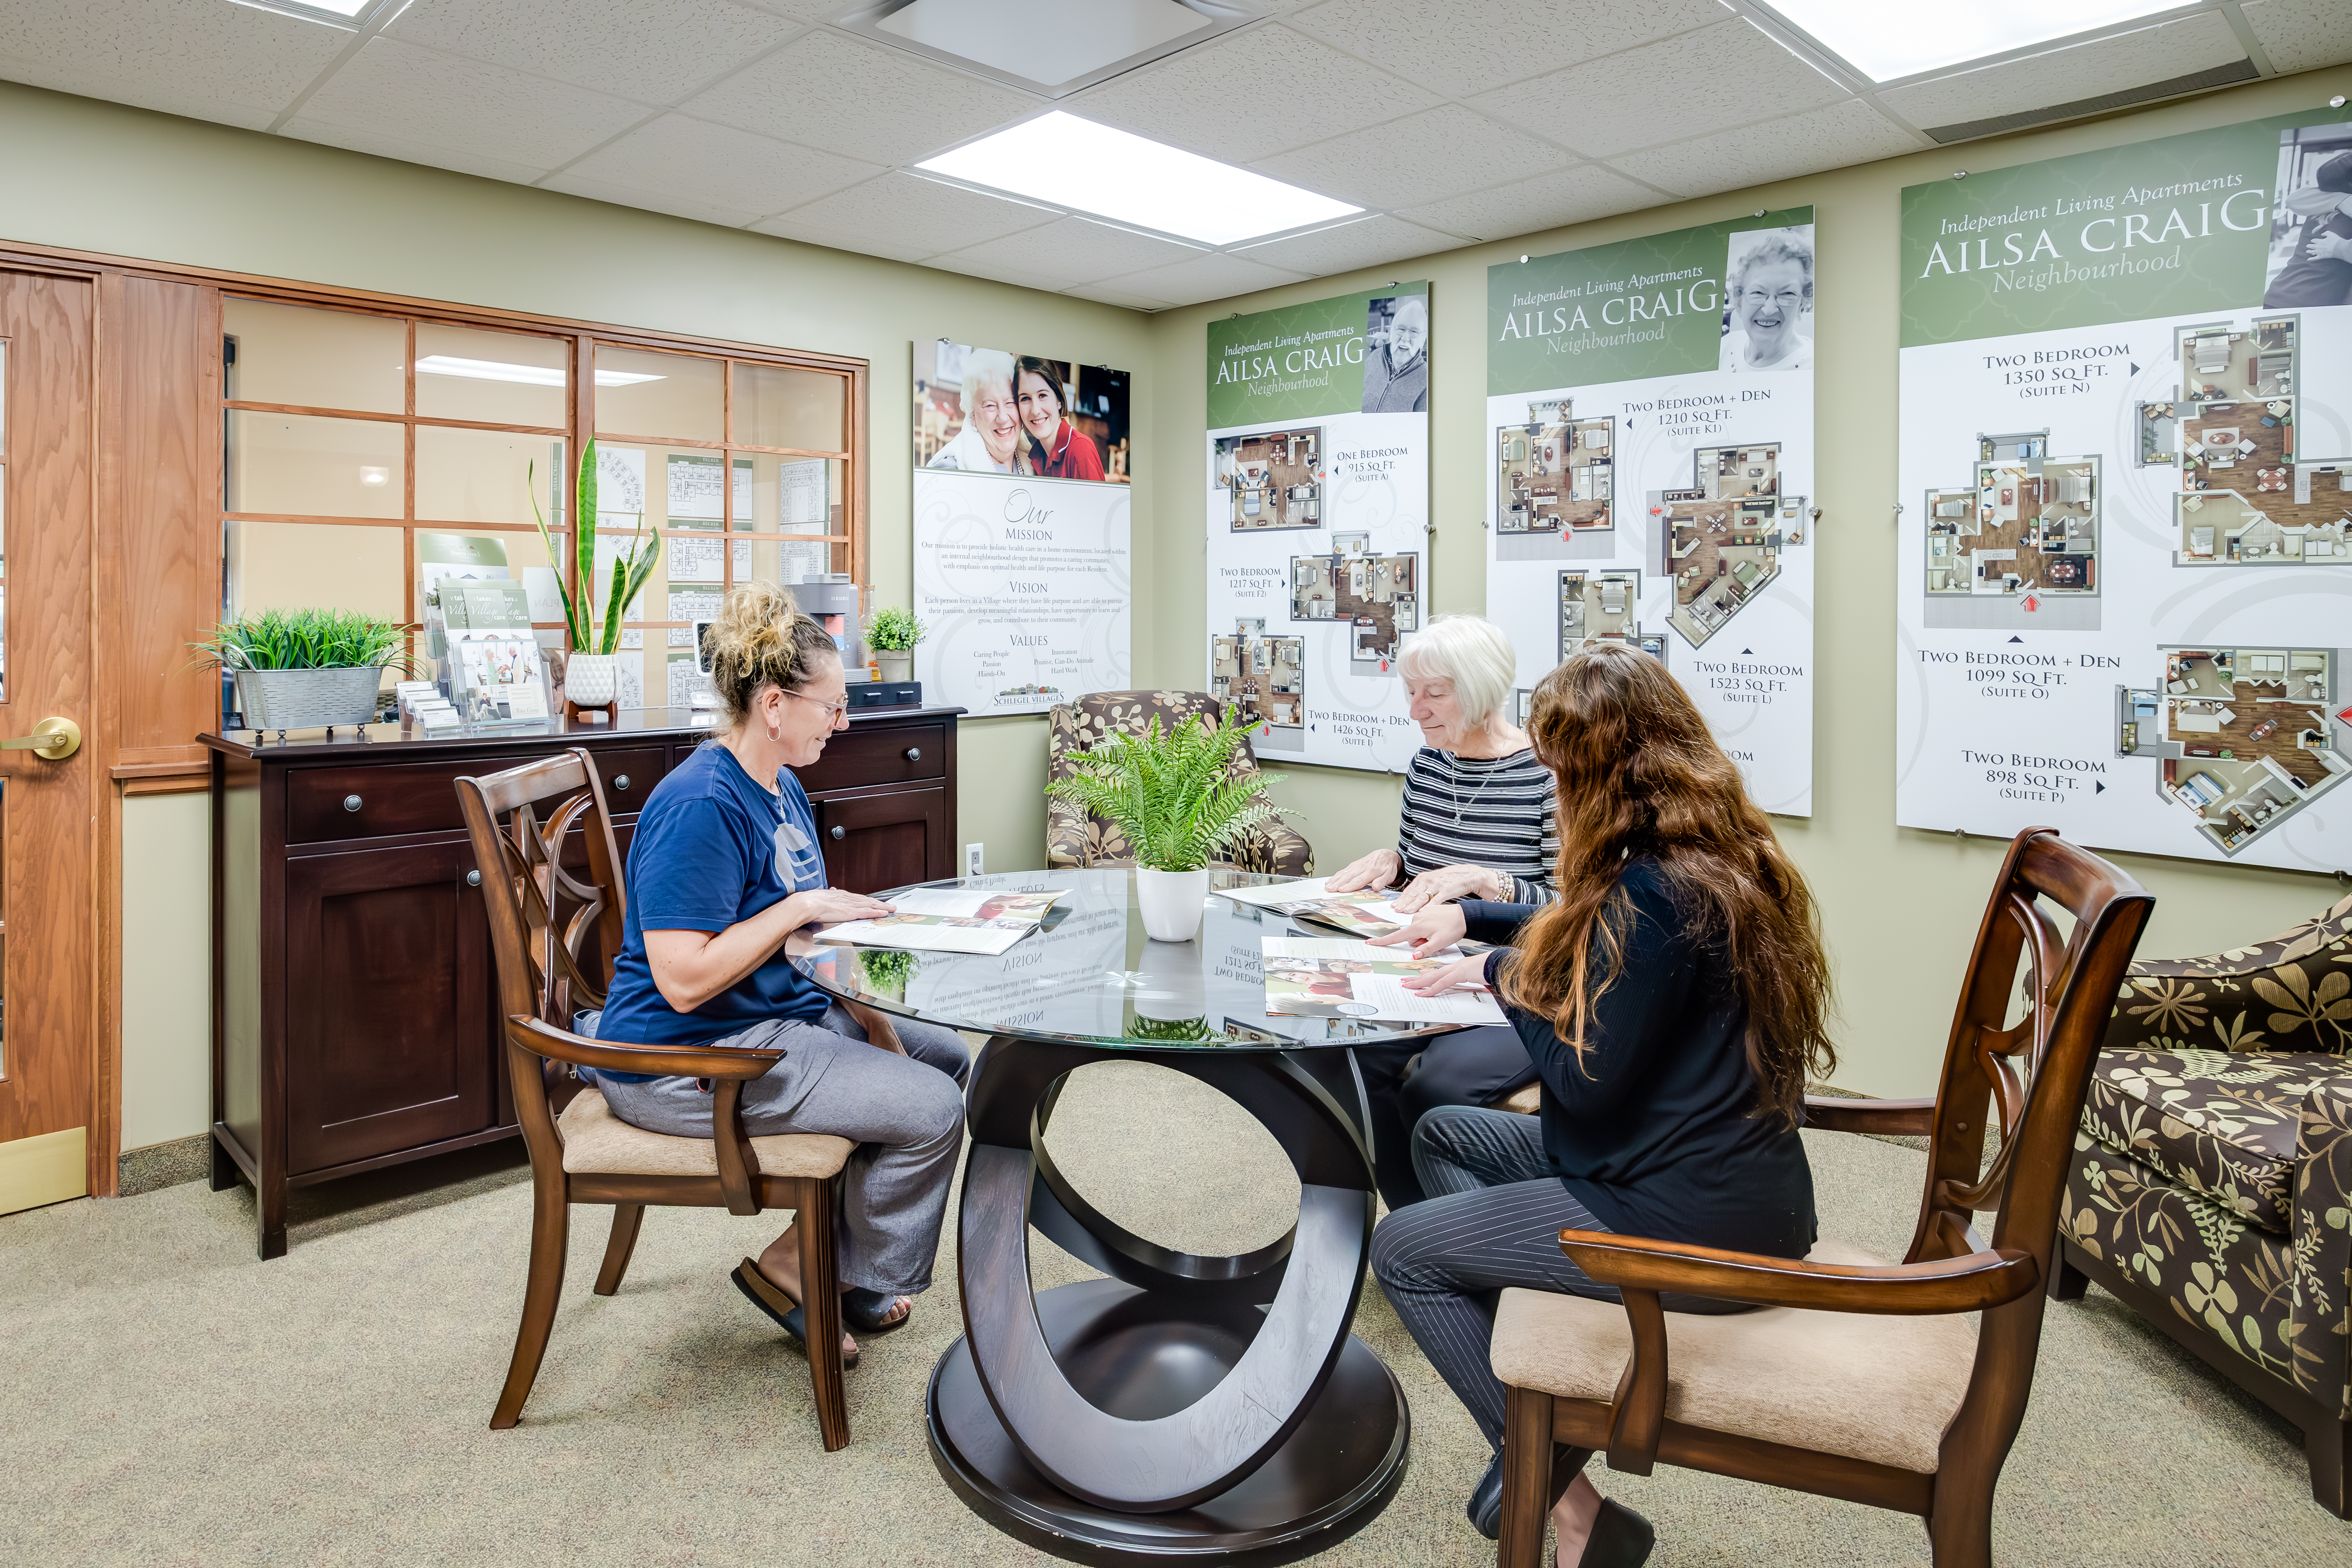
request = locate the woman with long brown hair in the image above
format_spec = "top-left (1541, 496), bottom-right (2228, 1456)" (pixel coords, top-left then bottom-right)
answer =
top-left (1366, 642), bottom-right (1835, 1567)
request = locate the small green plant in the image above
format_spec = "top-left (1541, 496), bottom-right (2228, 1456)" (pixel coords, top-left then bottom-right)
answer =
top-left (529, 438), bottom-right (661, 656)
top-left (857, 947), bottom-right (916, 995)
top-left (1128, 1013), bottom-right (1212, 1042)
top-left (866, 606), bottom-right (924, 652)
top-left (189, 608), bottom-right (418, 673)
top-left (1045, 707), bottom-right (1288, 873)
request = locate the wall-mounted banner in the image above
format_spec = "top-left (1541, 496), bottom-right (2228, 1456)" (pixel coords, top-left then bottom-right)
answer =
top-left (913, 340), bottom-right (1132, 715)
top-left (1484, 210), bottom-right (1817, 816)
top-left (1205, 284), bottom-right (1430, 772)
top-left (1895, 111), bottom-right (2352, 875)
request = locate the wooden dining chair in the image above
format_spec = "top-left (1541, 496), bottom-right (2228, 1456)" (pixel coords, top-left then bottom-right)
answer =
top-left (456, 747), bottom-right (855, 1450)
top-left (1487, 827), bottom-right (2154, 1568)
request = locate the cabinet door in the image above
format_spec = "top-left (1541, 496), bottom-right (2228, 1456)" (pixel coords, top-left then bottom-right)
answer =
top-left (816, 788), bottom-right (948, 894)
top-left (284, 841), bottom-right (493, 1174)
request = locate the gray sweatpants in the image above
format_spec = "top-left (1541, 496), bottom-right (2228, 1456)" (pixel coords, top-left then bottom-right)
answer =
top-left (589, 1002), bottom-right (970, 1298)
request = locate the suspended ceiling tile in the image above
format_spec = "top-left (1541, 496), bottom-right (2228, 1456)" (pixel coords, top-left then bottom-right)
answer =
top-left (277, 117), bottom-right (553, 186)
top-left (296, 38), bottom-right (650, 171)
top-left (1289, 0), bottom-right (1726, 100)
top-left (1879, 13), bottom-right (2248, 132)
top-left (680, 28), bottom-right (1032, 166)
top-left (537, 172), bottom-right (763, 229)
top-left (1395, 162), bottom-right (1658, 242)
top-left (920, 253), bottom-right (1084, 294)
top-left (1235, 213), bottom-right (1465, 275)
top-left (752, 171), bottom-right (1058, 259)
top-left (1255, 104), bottom-right (1573, 210)
top-left (1469, 19), bottom-right (1845, 161)
top-left (931, 214), bottom-right (1205, 287)
top-left (1092, 250), bottom-right (1310, 307)
top-left (728, 0), bottom-right (851, 19)
top-left (0, 0), bottom-right (348, 131)
top-left (384, 0), bottom-right (804, 106)
top-left (2241, 0), bottom-right (2352, 75)
top-left (1612, 98), bottom-right (1920, 200)
top-left (560, 115), bottom-right (883, 219)
top-left (1062, 283), bottom-right (1181, 311)
top-left (1067, 23), bottom-right (1444, 165)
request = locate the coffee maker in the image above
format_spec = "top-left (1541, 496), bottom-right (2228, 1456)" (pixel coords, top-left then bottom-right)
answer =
top-left (789, 576), bottom-right (868, 682)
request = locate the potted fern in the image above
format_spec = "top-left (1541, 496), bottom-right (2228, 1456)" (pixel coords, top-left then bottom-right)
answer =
top-left (867, 605), bottom-right (923, 684)
top-left (190, 608), bottom-right (417, 732)
top-left (531, 439), bottom-right (661, 712)
top-left (1045, 706), bottom-right (1288, 942)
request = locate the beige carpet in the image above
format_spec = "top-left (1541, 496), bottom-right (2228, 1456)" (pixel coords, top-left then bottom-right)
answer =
top-left (2, 1061), bottom-right (2339, 1565)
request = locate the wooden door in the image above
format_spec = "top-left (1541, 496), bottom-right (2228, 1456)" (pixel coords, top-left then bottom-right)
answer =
top-left (817, 787), bottom-right (947, 893)
top-left (284, 841), bottom-right (493, 1174)
top-left (0, 269), bottom-right (98, 1215)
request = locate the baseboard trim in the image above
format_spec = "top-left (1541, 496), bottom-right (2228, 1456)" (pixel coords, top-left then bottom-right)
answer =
top-left (117, 1133), bottom-right (212, 1197)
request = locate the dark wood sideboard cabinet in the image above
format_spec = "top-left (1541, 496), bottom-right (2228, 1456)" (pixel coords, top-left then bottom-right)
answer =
top-left (204, 705), bottom-right (963, 1258)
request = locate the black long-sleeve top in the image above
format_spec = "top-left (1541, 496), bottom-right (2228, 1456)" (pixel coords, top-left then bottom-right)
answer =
top-left (1464, 858), bottom-right (1816, 1259)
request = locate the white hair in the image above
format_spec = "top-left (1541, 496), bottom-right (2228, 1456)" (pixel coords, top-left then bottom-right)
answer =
top-left (962, 348), bottom-right (1016, 398)
top-left (1398, 614), bottom-right (1516, 729)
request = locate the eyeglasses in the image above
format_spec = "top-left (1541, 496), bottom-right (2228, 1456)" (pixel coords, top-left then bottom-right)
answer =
top-left (781, 688), bottom-right (850, 722)
top-left (1740, 288), bottom-right (1805, 310)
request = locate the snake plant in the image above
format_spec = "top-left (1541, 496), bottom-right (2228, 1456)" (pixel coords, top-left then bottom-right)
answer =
top-left (530, 439), bottom-right (661, 656)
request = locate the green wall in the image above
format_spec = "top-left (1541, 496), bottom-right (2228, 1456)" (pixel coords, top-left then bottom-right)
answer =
top-left (1138, 67), bottom-right (2352, 1096)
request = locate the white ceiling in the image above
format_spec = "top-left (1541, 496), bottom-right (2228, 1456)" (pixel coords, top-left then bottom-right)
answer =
top-left (1, 0), bottom-right (2346, 310)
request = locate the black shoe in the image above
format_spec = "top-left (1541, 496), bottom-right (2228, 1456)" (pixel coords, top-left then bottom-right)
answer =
top-left (1570, 1497), bottom-right (1655, 1568)
top-left (1467, 1452), bottom-right (1504, 1540)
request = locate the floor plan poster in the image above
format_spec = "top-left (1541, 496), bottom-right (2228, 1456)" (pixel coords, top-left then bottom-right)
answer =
top-left (1484, 211), bottom-right (1817, 815)
top-left (1206, 285), bottom-right (1430, 772)
top-left (1896, 111), bottom-right (2352, 873)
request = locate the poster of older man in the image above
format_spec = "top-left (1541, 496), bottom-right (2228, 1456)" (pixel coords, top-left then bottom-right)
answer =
top-left (1360, 294), bottom-right (1428, 412)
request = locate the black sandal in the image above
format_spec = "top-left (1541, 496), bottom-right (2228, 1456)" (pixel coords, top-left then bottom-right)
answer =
top-left (841, 1286), bottom-right (914, 1337)
top-left (732, 1258), bottom-right (858, 1370)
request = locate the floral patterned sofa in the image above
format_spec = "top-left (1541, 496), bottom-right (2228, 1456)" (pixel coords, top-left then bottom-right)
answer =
top-left (1045, 690), bottom-right (1312, 877)
top-left (2054, 889), bottom-right (2352, 1516)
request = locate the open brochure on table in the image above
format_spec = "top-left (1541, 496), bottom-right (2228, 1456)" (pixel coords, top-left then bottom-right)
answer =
top-left (1216, 876), bottom-right (1420, 939)
top-left (816, 887), bottom-right (1070, 957)
top-left (1261, 936), bottom-right (1505, 1025)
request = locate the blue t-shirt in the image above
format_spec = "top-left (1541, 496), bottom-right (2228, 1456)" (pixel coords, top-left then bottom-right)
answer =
top-left (595, 741), bottom-right (832, 1050)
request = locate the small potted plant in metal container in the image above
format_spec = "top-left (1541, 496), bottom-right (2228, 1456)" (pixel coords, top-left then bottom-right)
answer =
top-left (532, 438), bottom-right (660, 713)
top-left (1045, 706), bottom-right (1288, 942)
top-left (866, 605), bottom-right (924, 684)
top-left (190, 608), bottom-right (417, 732)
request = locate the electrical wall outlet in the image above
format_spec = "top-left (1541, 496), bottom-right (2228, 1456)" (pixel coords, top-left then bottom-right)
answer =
top-left (965, 842), bottom-right (985, 877)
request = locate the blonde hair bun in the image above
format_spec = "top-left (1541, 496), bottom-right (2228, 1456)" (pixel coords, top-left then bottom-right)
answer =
top-left (704, 580), bottom-right (840, 725)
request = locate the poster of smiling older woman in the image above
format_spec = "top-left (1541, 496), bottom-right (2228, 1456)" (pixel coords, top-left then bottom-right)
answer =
top-left (1484, 213), bottom-right (1817, 816)
top-left (911, 339), bottom-right (1134, 717)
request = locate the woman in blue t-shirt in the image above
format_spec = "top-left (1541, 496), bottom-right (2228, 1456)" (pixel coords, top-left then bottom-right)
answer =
top-left (590, 581), bottom-right (969, 1368)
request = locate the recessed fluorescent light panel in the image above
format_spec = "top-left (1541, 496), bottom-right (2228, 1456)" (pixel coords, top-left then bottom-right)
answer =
top-left (841, 0), bottom-right (1250, 98)
top-left (415, 355), bottom-right (660, 388)
top-left (1765, 0), bottom-right (2182, 81)
top-left (917, 112), bottom-right (1359, 247)
top-left (227, 0), bottom-right (393, 25)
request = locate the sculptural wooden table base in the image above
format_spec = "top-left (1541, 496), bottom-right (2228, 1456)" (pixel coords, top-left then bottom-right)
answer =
top-left (926, 1036), bottom-right (1411, 1566)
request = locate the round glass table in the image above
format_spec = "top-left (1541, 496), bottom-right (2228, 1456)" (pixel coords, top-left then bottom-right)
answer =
top-left (793, 867), bottom-right (1465, 1566)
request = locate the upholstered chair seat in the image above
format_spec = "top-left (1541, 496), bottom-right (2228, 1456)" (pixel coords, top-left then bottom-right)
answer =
top-left (1045, 690), bottom-right (1312, 876)
top-left (558, 1088), bottom-right (854, 1180)
top-left (1490, 1240), bottom-right (1977, 1475)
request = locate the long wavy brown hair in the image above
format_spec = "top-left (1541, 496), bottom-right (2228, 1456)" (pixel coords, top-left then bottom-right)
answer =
top-left (1497, 643), bottom-right (1833, 1124)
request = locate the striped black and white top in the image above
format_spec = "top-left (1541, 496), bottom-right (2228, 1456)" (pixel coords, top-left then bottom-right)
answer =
top-left (1395, 747), bottom-right (1559, 906)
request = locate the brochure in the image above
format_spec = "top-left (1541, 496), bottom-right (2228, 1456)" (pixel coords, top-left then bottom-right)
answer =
top-left (1260, 937), bottom-right (1505, 1025)
top-left (452, 636), bottom-right (549, 724)
top-left (1214, 876), bottom-right (1421, 939)
top-left (816, 886), bottom-right (1070, 957)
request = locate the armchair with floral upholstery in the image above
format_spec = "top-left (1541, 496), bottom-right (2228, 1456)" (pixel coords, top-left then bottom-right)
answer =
top-left (1044, 690), bottom-right (1312, 876)
top-left (2052, 889), bottom-right (2352, 1516)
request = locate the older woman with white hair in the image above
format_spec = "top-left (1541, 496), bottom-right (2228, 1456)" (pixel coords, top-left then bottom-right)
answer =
top-left (1326, 614), bottom-right (1557, 1210)
top-left (927, 348), bottom-right (1027, 472)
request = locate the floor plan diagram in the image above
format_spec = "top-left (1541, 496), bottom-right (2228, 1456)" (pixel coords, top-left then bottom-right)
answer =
top-left (1215, 426), bottom-right (1322, 530)
top-left (1293, 538), bottom-right (1418, 667)
top-left (1923, 431), bottom-right (2100, 602)
top-left (1658, 441), bottom-right (1805, 647)
top-left (2116, 644), bottom-right (2350, 856)
top-left (1496, 399), bottom-right (1613, 533)
top-left (2153, 315), bottom-right (2352, 567)
top-left (1211, 618), bottom-right (1304, 729)
top-left (1559, 570), bottom-right (1666, 662)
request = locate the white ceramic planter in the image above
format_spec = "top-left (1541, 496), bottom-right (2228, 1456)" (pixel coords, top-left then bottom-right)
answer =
top-left (564, 652), bottom-right (620, 706)
top-left (878, 650), bottom-right (913, 683)
top-left (1134, 865), bottom-right (1210, 943)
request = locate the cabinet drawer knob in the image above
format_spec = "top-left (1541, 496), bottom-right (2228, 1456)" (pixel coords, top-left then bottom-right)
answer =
top-left (343, 794), bottom-right (363, 813)
top-left (613, 774), bottom-right (631, 791)
top-left (830, 825), bottom-right (846, 841)
top-left (466, 870), bottom-right (482, 887)
top-left (904, 747), bottom-right (921, 762)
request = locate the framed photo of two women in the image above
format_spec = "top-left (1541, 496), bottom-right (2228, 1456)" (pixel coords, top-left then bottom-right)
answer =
top-left (913, 340), bottom-right (1130, 484)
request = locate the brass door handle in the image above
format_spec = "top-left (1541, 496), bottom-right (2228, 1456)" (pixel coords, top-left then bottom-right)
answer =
top-left (0, 718), bottom-right (81, 760)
